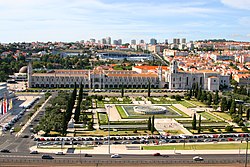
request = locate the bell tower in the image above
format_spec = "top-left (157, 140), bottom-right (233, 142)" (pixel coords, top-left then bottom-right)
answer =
top-left (170, 60), bottom-right (178, 74)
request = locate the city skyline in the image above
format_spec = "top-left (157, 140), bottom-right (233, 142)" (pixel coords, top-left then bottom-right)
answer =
top-left (1, 0), bottom-right (250, 43)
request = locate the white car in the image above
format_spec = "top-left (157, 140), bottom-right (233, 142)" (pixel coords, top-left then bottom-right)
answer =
top-left (55, 152), bottom-right (64, 155)
top-left (193, 156), bottom-right (203, 161)
top-left (111, 154), bottom-right (121, 158)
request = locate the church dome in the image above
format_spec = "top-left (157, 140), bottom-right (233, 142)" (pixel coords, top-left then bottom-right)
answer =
top-left (19, 66), bottom-right (28, 73)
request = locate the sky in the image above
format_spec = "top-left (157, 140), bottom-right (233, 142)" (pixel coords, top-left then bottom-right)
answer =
top-left (0, 0), bottom-right (250, 43)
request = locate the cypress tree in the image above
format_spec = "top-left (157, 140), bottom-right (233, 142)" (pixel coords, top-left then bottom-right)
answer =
top-left (207, 93), bottom-right (212, 106)
top-left (247, 109), bottom-right (250, 120)
top-left (238, 104), bottom-right (243, 116)
top-left (230, 100), bottom-right (236, 115)
top-left (214, 90), bottom-right (219, 105)
top-left (121, 83), bottom-right (124, 97)
top-left (221, 97), bottom-right (227, 112)
top-left (192, 113), bottom-right (197, 130)
top-left (74, 83), bottom-right (83, 123)
top-left (227, 98), bottom-right (232, 111)
top-left (148, 81), bottom-right (151, 97)
top-left (151, 115), bottom-right (155, 134)
top-left (148, 117), bottom-right (151, 131)
top-left (198, 115), bottom-right (202, 133)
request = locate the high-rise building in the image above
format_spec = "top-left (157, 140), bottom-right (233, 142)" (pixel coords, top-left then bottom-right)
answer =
top-left (90, 38), bottom-right (96, 43)
top-left (173, 38), bottom-right (177, 44)
top-left (173, 38), bottom-right (180, 44)
top-left (150, 38), bottom-right (157, 45)
top-left (118, 39), bottom-right (122, 45)
top-left (113, 40), bottom-right (118, 45)
top-left (101, 38), bottom-right (107, 44)
top-left (131, 39), bottom-right (136, 45)
top-left (165, 39), bottom-right (168, 44)
top-left (181, 38), bottom-right (186, 44)
top-left (140, 39), bottom-right (144, 44)
top-left (106, 37), bottom-right (111, 45)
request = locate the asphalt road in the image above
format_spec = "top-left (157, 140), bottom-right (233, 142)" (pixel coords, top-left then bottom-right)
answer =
top-left (0, 153), bottom-right (248, 166)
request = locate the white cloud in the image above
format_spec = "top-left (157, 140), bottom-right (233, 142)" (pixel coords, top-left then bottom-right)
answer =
top-left (221, 0), bottom-right (250, 10)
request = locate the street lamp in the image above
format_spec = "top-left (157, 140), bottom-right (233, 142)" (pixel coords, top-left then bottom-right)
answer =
top-left (106, 105), bottom-right (112, 154)
top-left (245, 139), bottom-right (249, 167)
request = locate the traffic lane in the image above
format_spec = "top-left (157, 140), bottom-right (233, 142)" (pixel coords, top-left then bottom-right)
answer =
top-left (0, 153), bottom-right (244, 160)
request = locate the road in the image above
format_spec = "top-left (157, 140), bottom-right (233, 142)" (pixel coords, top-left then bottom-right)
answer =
top-left (0, 153), bottom-right (248, 166)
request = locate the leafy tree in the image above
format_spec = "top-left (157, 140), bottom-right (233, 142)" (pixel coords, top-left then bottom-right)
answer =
top-left (192, 113), bottom-right (197, 130)
top-left (220, 97), bottom-right (227, 112)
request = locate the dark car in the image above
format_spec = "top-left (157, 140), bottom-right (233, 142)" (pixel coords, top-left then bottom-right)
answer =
top-left (41, 154), bottom-right (54, 159)
top-left (84, 154), bottom-right (92, 157)
top-left (0, 149), bottom-right (10, 153)
top-left (153, 153), bottom-right (161, 156)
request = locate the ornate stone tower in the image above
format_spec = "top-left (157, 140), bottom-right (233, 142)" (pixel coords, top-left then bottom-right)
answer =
top-left (27, 62), bottom-right (33, 88)
top-left (170, 60), bottom-right (178, 74)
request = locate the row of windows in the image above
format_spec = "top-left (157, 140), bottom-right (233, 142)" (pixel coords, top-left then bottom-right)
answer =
top-left (33, 77), bottom-right (158, 82)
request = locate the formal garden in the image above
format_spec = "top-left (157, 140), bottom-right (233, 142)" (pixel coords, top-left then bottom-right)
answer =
top-left (33, 82), bottom-right (250, 137)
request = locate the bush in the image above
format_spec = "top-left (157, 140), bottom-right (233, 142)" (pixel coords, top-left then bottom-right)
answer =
top-left (208, 127), bottom-right (214, 132)
top-left (175, 95), bottom-right (182, 101)
top-left (225, 125), bottom-right (234, 132)
top-left (242, 126), bottom-right (249, 132)
top-left (133, 129), bottom-right (137, 133)
top-left (170, 95), bottom-right (175, 99)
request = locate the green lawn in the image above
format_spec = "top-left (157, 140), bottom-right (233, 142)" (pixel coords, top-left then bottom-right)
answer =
top-left (143, 143), bottom-right (248, 150)
top-left (178, 100), bottom-right (196, 108)
top-left (169, 106), bottom-right (189, 117)
top-left (213, 112), bottom-right (232, 121)
top-left (97, 112), bottom-right (108, 124)
top-left (186, 100), bottom-right (207, 107)
top-left (96, 100), bottom-right (105, 108)
top-left (116, 105), bottom-right (128, 118)
top-left (199, 112), bottom-right (223, 122)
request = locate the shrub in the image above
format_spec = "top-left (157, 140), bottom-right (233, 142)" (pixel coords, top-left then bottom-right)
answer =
top-left (175, 95), bottom-right (182, 101)
top-left (242, 126), bottom-right (249, 132)
top-left (208, 127), bottom-right (214, 132)
top-left (170, 95), bottom-right (175, 99)
top-left (133, 129), bottom-right (137, 133)
top-left (225, 125), bottom-right (234, 132)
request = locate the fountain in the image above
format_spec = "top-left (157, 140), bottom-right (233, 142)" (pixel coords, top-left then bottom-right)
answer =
top-left (133, 105), bottom-right (167, 115)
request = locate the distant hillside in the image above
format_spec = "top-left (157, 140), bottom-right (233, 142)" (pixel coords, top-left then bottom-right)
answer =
top-left (196, 39), bottom-right (235, 42)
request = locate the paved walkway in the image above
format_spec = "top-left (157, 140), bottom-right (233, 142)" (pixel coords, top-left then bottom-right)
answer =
top-left (172, 104), bottom-right (194, 117)
top-left (105, 104), bottom-right (121, 121)
top-left (16, 95), bottom-right (51, 137)
top-left (30, 143), bottom-right (246, 155)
